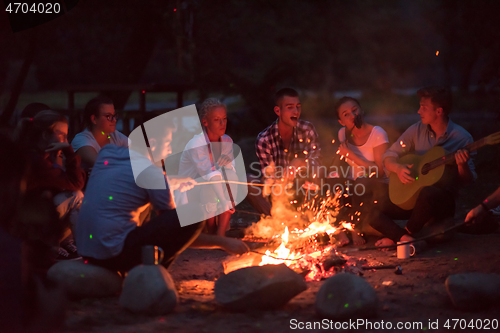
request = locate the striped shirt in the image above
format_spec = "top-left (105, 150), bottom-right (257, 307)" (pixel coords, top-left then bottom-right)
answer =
top-left (255, 119), bottom-right (321, 178)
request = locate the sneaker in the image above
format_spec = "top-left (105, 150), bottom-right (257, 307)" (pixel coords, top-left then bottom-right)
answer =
top-left (56, 247), bottom-right (81, 261)
top-left (491, 206), bottom-right (500, 216)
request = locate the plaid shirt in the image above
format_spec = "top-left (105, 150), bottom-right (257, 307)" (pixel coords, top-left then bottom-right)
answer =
top-left (255, 119), bottom-right (321, 178)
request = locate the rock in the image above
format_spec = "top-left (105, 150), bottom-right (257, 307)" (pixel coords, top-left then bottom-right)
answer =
top-left (215, 264), bottom-right (307, 311)
top-left (445, 273), bottom-right (500, 310)
top-left (47, 260), bottom-right (122, 299)
top-left (315, 273), bottom-right (378, 319)
top-left (119, 265), bottom-right (178, 315)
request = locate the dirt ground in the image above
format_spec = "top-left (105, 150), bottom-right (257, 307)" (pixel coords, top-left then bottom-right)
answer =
top-left (62, 221), bottom-right (500, 333)
top-left (62, 118), bottom-right (500, 333)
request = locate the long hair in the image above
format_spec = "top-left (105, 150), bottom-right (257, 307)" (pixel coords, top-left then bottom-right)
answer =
top-left (14, 110), bottom-right (67, 152)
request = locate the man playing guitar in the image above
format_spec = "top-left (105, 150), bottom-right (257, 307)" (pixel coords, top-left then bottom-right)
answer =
top-left (368, 86), bottom-right (476, 249)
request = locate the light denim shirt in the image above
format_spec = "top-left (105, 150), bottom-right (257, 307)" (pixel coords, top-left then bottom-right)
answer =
top-left (383, 119), bottom-right (477, 182)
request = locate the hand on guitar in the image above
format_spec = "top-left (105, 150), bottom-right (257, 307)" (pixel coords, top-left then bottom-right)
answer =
top-left (396, 163), bottom-right (415, 184)
top-left (455, 149), bottom-right (470, 166)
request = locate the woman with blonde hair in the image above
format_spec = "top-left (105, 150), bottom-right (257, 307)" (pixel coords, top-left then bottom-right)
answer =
top-left (179, 98), bottom-right (238, 236)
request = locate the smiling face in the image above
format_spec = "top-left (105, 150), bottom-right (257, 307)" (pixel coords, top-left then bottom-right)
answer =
top-left (418, 97), bottom-right (441, 125)
top-left (337, 100), bottom-right (363, 129)
top-left (91, 104), bottom-right (117, 134)
top-left (275, 95), bottom-right (301, 128)
top-left (202, 106), bottom-right (227, 140)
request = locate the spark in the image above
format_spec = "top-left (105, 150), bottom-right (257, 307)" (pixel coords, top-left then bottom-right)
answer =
top-left (332, 139), bottom-right (335, 144)
top-left (436, 51), bottom-right (439, 56)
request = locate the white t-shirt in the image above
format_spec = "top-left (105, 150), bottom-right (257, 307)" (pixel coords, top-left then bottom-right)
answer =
top-left (76, 145), bottom-right (175, 260)
top-left (179, 132), bottom-right (236, 181)
top-left (338, 126), bottom-right (389, 179)
top-left (71, 128), bottom-right (129, 154)
top-left (338, 126), bottom-right (389, 162)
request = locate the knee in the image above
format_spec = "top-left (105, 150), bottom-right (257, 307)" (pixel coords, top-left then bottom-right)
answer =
top-left (417, 186), bottom-right (443, 204)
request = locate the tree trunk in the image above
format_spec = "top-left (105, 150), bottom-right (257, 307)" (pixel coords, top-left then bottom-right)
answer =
top-left (0, 29), bottom-right (37, 126)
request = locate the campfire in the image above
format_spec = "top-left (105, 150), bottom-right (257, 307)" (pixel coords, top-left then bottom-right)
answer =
top-left (224, 185), bottom-right (373, 281)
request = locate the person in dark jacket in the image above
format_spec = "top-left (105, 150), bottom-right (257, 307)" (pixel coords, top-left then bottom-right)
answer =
top-left (16, 110), bottom-right (86, 260)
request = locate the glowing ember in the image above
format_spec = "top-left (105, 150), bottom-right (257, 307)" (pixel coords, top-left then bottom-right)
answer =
top-left (342, 222), bottom-right (355, 231)
top-left (236, 176), bottom-right (368, 281)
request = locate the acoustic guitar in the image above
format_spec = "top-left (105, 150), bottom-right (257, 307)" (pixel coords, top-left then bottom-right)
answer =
top-left (389, 131), bottom-right (500, 210)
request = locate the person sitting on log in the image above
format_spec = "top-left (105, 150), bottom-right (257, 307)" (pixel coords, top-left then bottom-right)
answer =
top-left (246, 88), bottom-right (322, 216)
top-left (15, 110), bottom-right (86, 260)
top-left (365, 86), bottom-right (476, 249)
top-left (329, 96), bottom-right (389, 246)
top-left (71, 96), bottom-right (129, 174)
top-left (75, 125), bottom-right (249, 274)
top-left (179, 98), bottom-right (239, 236)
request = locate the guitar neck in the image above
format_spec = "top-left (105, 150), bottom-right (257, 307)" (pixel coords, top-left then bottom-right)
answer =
top-left (425, 138), bottom-right (486, 171)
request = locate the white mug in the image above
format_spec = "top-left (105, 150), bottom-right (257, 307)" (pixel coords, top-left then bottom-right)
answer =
top-left (397, 242), bottom-right (415, 259)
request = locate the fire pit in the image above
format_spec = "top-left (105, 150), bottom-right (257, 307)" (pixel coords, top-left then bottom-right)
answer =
top-left (224, 187), bottom-right (382, 281)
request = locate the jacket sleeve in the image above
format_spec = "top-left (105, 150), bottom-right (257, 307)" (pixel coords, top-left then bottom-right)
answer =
top-left (36, 146), bottom-right (86, 191)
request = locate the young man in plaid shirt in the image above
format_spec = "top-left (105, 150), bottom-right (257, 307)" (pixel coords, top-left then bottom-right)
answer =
top-left (247, 88), bottom-right (321, 215)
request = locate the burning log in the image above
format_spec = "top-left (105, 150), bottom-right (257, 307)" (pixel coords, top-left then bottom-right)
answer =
top-left (223, 252), bottom-right (263, 274)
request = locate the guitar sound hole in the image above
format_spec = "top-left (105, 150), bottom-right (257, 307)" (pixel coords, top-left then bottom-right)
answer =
top-left (421, 163), bottom-right (430, 175)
